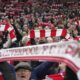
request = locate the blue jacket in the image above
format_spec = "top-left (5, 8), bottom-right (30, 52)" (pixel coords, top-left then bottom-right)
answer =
top-left (31, 61), bottom-right (55, 80)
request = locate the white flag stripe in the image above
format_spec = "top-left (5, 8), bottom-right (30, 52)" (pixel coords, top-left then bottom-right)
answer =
top-left (0, 25), bottom-right (5, 31)
top-left (8, 27), bottom-right (13, 32)
top-left (27, 34), bottom-right (30, 38)
top-left (79, 21), bottom-right (80, 26)
top-left (56, 29), bottom-right (62, 36)
top-left (34, 30), bottom-right (40, 38)
top-left (65, 33), bottom-right (70, 39)
top-left (12, 37), bottom-right (17, 42)
top-left (45, 29), bottom-right (51, 37)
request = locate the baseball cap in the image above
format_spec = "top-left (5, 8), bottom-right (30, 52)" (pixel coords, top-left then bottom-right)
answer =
top-left (15, 62), bottom-right (32, 71)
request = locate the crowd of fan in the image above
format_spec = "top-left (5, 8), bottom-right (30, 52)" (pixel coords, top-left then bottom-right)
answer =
top-left (0, 0), bottom-right (80, 80)
top-left (0, 0), bottom-right (80, 48)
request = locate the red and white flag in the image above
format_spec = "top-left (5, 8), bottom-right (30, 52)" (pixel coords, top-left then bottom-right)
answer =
top-left (75, 20), bottom-right (80, 26)
top-left (28, 29), bottom-right (70, 39)
top-left (0, 23), bottom-right (16, 42)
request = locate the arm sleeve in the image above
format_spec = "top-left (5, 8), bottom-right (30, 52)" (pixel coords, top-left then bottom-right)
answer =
top-left (31, 61), bottom-right (54, 80)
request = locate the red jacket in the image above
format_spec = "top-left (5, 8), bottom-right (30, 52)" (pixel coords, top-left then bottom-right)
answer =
top-left (47, 73), bottom-right (65, 80)
top-left (0, 73), bottom-right (4, 80)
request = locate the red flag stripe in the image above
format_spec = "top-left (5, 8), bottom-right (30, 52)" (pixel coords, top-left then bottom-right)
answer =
top-left (30, 30), bottom-right (35, 38)
top-left (40, 30), bottom-right (45, 38)
top-left (4, 24), bottom-right (9, 31)
top-left (61, 28), bottom-right (67, 37)
top-left (9, 30), bottom-right (17, 42)
top-left (51, 29), bottom-right (56, 37)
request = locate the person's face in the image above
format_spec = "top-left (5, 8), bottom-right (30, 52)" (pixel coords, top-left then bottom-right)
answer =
top-left (16, 69), bottom-right (31, 80)
top-left (0, 37), bottom-right (3, 45)
top-left (23, 25), bottom-right (29, 31)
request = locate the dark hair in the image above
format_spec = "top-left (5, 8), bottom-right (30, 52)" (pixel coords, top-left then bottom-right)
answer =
top-left (64, 66), bottom-right (78, 80)
top-left (0, 36), bottom-right (4, 49)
